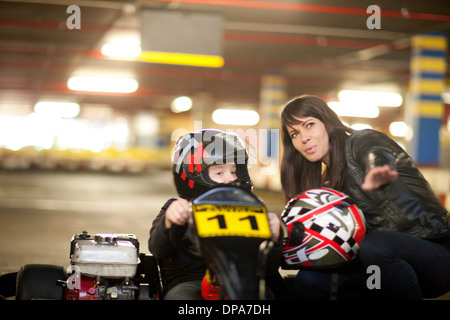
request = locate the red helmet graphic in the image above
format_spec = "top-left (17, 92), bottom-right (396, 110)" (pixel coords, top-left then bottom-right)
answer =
top-left (281, 188), bottom-right (366, 270)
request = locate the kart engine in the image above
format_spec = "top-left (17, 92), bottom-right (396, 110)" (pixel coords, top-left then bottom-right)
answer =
top-left (65, 231), bottom-right (146, 300)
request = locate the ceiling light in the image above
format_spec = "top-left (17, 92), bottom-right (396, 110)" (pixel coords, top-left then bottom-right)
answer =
top-left (328, 101), bottom-right (380, 118)
top-left (338, 90), bottom-right (403, 107)
top-left (389, 121), bottom-right (408, 137)
top-left (212, 109), bottom-right (260, 126)
top-left (171, 96), bottom-right (193, 113)
top-left (34, 101), bottom-right (80, 118)
top-left (67, 76), bottom-right (139, 93)
top-left (389, 121), bottom-right (413, 140)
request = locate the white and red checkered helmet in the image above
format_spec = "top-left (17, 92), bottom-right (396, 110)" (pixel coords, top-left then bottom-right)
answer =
top-left (281, 188), bottom-right (366, 270)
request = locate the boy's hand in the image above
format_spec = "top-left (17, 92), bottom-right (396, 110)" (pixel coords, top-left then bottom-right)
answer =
top-left (361, 164), bottom-right (398, 191)
top-left (165, 199), bottom-right (191, 228)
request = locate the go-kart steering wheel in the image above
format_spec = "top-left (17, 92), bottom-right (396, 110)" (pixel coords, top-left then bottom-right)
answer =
top-left (168, 186), bottom-right (274, 300)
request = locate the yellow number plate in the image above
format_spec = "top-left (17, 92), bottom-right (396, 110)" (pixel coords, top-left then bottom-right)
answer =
top-left (192, 204), bottom-right (272, 239)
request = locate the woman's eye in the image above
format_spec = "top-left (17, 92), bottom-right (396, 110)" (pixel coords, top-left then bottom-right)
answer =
top-left (290, 132), bottom-right (298, 139)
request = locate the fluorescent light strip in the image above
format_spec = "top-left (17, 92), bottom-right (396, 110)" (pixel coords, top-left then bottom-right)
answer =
top-left (328, 101), bottom-right (380, 118)
top-left (68, 76), bottom-right (139, 93)
top-left (34, 101), bottom-right (80, 118)
top-left (101, 43), bottom-right (142, 59)
top-left (212, 109), bottom-right (260, 126)
top-left (338, 90), bottom-right (403, 107)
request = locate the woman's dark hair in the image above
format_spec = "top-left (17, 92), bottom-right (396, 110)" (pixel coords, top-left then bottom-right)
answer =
top-left (280, 95), bottom-right (354, 202)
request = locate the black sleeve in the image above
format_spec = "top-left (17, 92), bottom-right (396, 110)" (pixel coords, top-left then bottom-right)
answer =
top-left (348, 130), bottom-right (397, 174)
top-left (148, 198), bottom-right (178, 259)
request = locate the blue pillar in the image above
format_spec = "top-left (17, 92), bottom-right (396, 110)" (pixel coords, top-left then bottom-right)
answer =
top-left (257, 75), bottom-right (287, 188)
top-left (407, 32), bottom-right (447, 165)
top-left (260, 75), bottom-right (286, 158)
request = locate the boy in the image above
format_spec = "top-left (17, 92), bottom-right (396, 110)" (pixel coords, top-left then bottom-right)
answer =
top-left (148, 129), bottom-right (281, 299)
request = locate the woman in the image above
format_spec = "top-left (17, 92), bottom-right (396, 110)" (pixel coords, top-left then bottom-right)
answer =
top-left (280, 95), bottom-right (450, 299)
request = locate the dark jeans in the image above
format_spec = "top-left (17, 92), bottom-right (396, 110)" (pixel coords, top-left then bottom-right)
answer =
top-left (163, 280), bottom-right (203, 300)
top-left (360, 230), bottom-right (450, 299)
top-left (293, 230), bottom-right (450, 299)
top-left (292, 261), bottom-right (369, 300)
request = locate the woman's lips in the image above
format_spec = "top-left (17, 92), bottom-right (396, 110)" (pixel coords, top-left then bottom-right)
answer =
top-left (305, 145), bottom-right (316, 154)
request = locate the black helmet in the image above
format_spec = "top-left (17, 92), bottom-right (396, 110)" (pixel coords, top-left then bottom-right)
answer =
top-left (172, 129), bottom-right (253, 199)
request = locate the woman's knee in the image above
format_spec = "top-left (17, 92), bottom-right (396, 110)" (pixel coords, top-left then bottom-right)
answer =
top-left (293, 271), bottom-right (330, 299)
top-left (360, 231), bottom-right (400, 264)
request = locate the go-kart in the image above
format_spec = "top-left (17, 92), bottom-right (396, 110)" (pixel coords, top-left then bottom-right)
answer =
top-left (0, 186), bottom-right (283, 300)
top-left (170, 186), bottom-right (277, 300)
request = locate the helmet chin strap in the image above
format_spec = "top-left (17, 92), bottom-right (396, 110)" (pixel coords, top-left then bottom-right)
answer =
top-left (229, 179), bottom-right (254, 192)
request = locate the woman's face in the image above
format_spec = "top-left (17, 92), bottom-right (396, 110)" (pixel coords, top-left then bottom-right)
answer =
top-left (286, 116), bottom-right (330, 166)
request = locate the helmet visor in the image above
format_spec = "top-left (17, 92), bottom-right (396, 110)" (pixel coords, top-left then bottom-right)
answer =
top-left (201, 131), bottom-right (248, 166)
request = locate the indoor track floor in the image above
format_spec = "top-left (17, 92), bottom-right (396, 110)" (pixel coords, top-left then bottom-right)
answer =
top-left (0, 169), bottom-right (285, 276)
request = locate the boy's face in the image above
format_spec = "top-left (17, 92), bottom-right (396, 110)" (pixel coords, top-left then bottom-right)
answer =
top-left (208, 163), bottom-right (237, 184)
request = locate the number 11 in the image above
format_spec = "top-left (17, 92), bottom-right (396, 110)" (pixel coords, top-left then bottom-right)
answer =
top-left (207, 214), bottom-right (259, 230)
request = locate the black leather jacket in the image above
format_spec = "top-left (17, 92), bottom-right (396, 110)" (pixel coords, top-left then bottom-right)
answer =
top-left (149, 198), bottom-right (207, 291)
top-left (343, 130), bottom-right (450, 240)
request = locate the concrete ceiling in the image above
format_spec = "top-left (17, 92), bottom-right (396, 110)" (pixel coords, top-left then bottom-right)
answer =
top-left (0, 0), bottom-right (449, 128)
